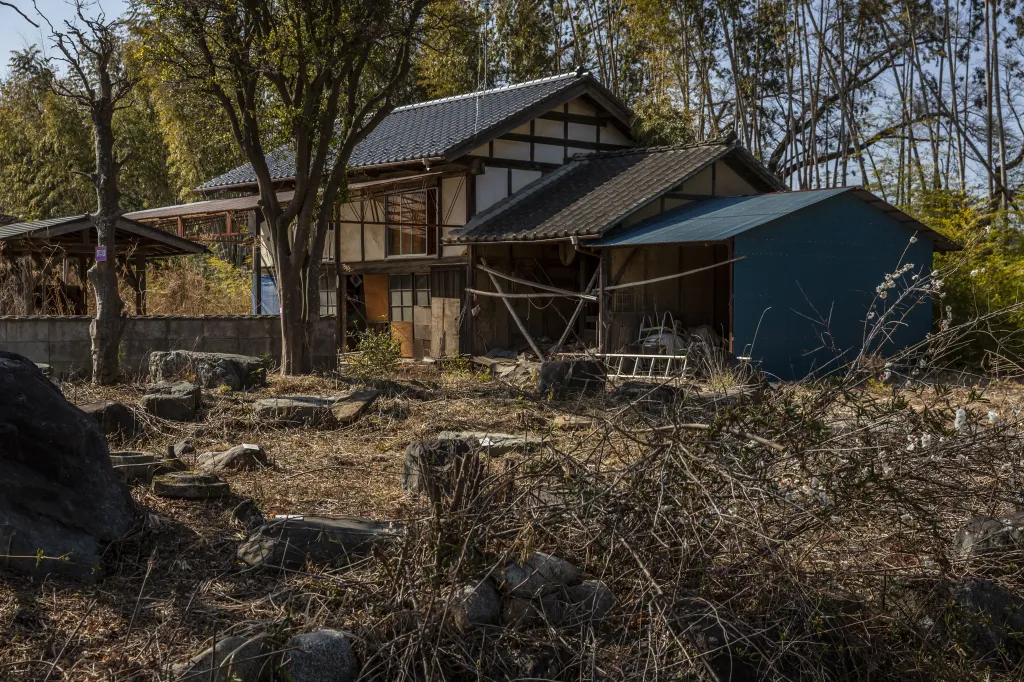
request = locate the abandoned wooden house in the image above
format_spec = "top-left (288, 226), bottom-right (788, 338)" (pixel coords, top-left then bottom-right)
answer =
top-left (165, 70), bottom-right (950, 378)
top-left (1, 70), bottom-right (952, 378)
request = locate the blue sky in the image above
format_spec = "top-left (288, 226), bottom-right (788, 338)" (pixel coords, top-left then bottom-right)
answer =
top-left (0, 0), bottom-right (128, 75)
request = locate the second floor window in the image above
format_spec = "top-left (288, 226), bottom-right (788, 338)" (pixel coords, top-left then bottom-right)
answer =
top-left (386, 188), bottom-right (437, 257)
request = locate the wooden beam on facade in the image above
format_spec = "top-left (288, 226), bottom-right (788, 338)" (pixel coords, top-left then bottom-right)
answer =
top-left (603, 256), bottom-right (745, 291)
top-left (476, 263), bottom-right (597, 300)
top-left (479, 257), bottom-right (545, 361)
top-left (497, 132), bottom-right (630, 152)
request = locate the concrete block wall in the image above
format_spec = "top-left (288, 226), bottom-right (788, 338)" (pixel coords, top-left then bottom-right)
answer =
top-left (0, 315), bottom-right (337, 379)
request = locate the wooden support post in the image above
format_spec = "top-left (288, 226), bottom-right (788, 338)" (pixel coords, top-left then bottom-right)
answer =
top-left (480, 257), bottom-right (545, 361)
top-left (598, 251), bottom-right (607, 354)
top-left (463, 244), bottom-right (475, 354)
top-left (549, 269), bottom-right (599, 355)
top-left (250, 212), bottom-right (262, 314)
top-left (339, 270), bottom-right (348, 354)
top-left (135, 254), bottom-right (146, 315)
top-left (342, 266), bottom-right (350, 350)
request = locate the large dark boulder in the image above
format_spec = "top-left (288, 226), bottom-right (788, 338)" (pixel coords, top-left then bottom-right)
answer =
top-left (537, 359), bottom-right (605, 398)
top-left (149, 350), bottom-right (267, 391)
top-left (0, 352), bottom-right (135, 578)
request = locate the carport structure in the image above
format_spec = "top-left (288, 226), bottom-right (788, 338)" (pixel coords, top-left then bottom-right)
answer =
top-left (0, 214), bottom-right (207, 314)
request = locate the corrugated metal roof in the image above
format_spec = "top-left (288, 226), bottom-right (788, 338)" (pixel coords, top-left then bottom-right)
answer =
top-left (0, 215), bottom-right (89, 240)
top-left (592, 188), bottom-right (959, 251)
top-left (593, 189), bottom-right (849, 245)
top-left (197, 71), bottom-right (631, 191)
top-left (446, 143), bottom-right (785, 243)
top-left (0, 214), bottom-right (207, 255)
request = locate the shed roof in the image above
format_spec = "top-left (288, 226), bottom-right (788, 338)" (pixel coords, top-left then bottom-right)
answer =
top-left (0, 214), bottom-right (208, 257)
top-left (446, 143), bottom-right (784, 244)
top-left (591, 188), bottom-right (959, 251)
top-left (197, 71), bottom-right (631, 192)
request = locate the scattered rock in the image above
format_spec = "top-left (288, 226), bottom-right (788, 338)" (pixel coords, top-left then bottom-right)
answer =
top-left (154, 457), bottom-right (189, 475)
top-left (697, 384), bottom-right (762, 407)
top-left (328, 389), bottom-right (381, 425)
top-left (142, 381), bottom-right (201, 421)
top-left (553, 414), bottom-right (596, 430)
top-left (0, 352), bottom-right (135, 578)
top-left (237, 516), bottom-right (403, 570)
top-left (79, 401), bottom-right (141, 440)
top-left (502, 592), bottom-right (564, 627)
top-left (253, 390), bottom-right (379, 427)
top-left (172, 440), bottom-right (196, 458)
top-left (559, 580), bottom-right (614, 625)
top-left (153, 472), bottom-right (231, 500)
top-left (171, 634), bottom-right (275, 682)
top-left (612, 381), bottom-right (680, 405)
top-left (686, 618), bottom-right (761, 682)
top-left (149, 350), bottom-right (267, 391)
top-left (436, 431), bottom-right (544, 456)
top-left (109, 451), bottom-right (158, 484)
top-left (953, 577), bottom-right (1024, 662)
top-left (280, 629), bottom-right (359, 682)
top-left (452, 580), bottom-right (502, 630)
top-left (197, 444), bottom-right (269, 474)
top-left (231, 499), bottom-right (265, 530)
top-left (537, 359), bottom-right (606, 398)
top-left (402, 438), bottom-right (480, 495)
top-left (954, 512), bottom-right (1024, 558)
top-left (499, 553), bottom-right (582, 598)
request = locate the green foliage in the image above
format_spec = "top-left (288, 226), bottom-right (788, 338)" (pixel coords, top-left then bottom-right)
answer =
top-left (348, 327), bottom-right (402, 380)
top-left (631, 94), bottom-right (696, 146)
top-left (0, 49), bottom-right (94, 219)
top-left (415, 0), bottom-right (485, 98)
top-left (914, 190), bottom-right (1024, 331)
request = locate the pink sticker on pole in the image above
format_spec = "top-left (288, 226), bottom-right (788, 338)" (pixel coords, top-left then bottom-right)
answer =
top-left (95, 246), bottom-right (107, 262)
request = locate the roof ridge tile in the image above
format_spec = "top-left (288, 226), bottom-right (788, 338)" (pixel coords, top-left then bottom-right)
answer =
top-left (391, 71), bottom-right (584, 112)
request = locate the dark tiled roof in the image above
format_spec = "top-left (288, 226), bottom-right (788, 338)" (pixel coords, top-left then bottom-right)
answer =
top-left (447, 143), bottom-right (783, 243)
top-left (198, 71), bottom-right (630, 191)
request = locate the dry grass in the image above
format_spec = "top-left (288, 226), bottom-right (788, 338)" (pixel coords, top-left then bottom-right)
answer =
top-left (3, 360), bottom-right (1024, 681)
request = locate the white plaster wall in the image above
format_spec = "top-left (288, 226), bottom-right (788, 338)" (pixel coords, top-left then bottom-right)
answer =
top-left (534, 143), bottom-right (563, 164)
top-left (492, 139), bottom-right (531, 161)
top-left (476, 166), bottom-right (509, 211)
top-left (511, 169), bottom-right (542, 193)
top-left (568, 122), bottom-right (597, 142)
top-left (714, 161), bottom-right (757, 195)
top-left (364, 223), bottom-right (386, 260)
top-left (339, 223), bottom-right (361, 261)
top-left (601, 125), bottom-right (631, 146)
top-left (535, 118), bottom-right (562, 138)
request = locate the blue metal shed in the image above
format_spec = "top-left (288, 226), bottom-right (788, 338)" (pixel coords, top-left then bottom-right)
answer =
top-left (594, 188), bottom-right (956, 380)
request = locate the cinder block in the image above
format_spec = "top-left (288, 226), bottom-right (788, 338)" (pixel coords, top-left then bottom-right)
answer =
top-left (202, 318), bottom-right (242, 339)
top-left (48, 340), bottom-right (92, 366)
top-left (47, 319), bottom-right (91, 342)
top-left (199, 337), bottom-right (241, 355)
top-left (6, 341), bottom-right (50, 363)
top-left (239, 337), bottom-right (275, 358)
top-left (131, 318), bottom-right (171, 342)
top-left (0, 322), bottom-right (7, 343)
top-left (166, 319), bottom-right (205, 345)
top-left (6, 321), bottom-right (50, 343)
